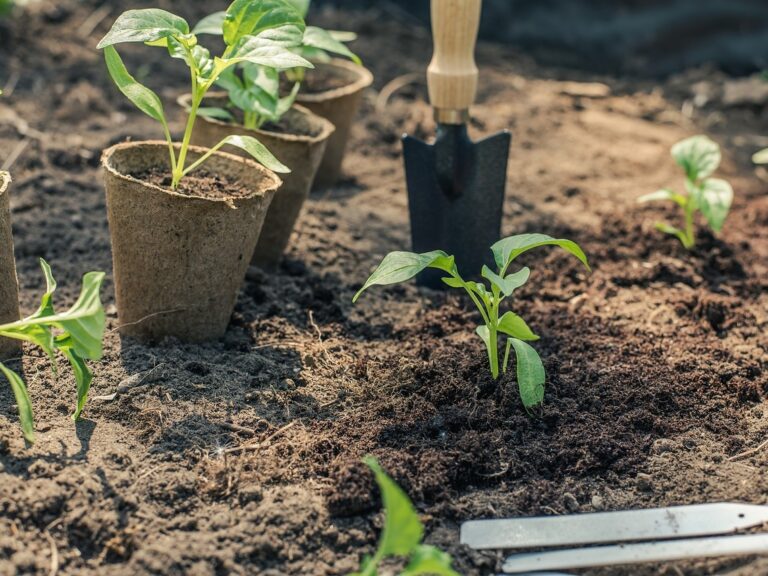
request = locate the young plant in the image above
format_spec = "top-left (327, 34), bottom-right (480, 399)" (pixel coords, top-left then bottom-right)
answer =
top-left (97, 0), bottom-right (316, 189)
top-left (639, 135), bottom-right (734, 249)
top-left (353, 234), bottom-right (590, 410)
top-left (283, 0), bottom-right (361, 83)
top-left (193, 0), bottom-right (360, 130)
top-left (353, 457), bottom-right (459, 576)
top-left (0, 260), bottom-right (106, 444)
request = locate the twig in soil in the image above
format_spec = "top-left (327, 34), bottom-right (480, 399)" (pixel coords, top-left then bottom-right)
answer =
top-left (223, 421), bottom-right (296, 455)
top-left (375, 72), bottom-right (424, 113)
top-left (2, 70), bottom-right (19, 97)
top-left (108, 309), bottom-right (185, 333)
top-left (218, 422), bottom-right (256, 437)
top-left (43, 530), bottom-right (59, 576)
top-left (77, 5), bottom-right (111, 38)
top-left (728, 438), bottom-right (768, 462)
top-left (1, 138), bottom-right (29, 171)
top-left (93, 363), bottom-right (167, 401)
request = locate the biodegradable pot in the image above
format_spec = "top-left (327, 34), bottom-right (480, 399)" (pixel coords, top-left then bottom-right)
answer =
top-left (183, 95), bottom-right (335, 269)
top-left (0, 174), bottom-right (20, 359)
top-left (295, 58), bottom-right (374, 188)
top-left (101, 142), bottom-right (280, 343)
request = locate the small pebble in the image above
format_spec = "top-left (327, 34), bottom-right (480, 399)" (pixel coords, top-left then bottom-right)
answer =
top-left (636, 473), bottom-right (654, 492)
top-left (562, 493), bottom-right (580, 512)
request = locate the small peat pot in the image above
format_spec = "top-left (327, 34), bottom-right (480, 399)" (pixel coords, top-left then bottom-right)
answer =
top-left (0, 173), bottom-right (20, 359)
top-left (101, 141), bottom-right (281, 343)
top-left (183, 94), bottom-right (335, 269)
top-left (295, 58), bottom-right (373, 188)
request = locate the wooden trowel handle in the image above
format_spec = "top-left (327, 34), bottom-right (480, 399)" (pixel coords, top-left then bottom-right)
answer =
top-left (427, 0), bottom-right (481, 124)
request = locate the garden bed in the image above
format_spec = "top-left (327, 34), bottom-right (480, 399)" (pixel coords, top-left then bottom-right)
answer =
top-left (1, 1), bottom-right (767, 575)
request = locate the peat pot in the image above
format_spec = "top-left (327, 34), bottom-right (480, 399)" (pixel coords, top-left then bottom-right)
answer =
top-left (183, 95), bottom-right (335, 269)
top-left (0, 172), bottom-right (20, 358)
top-left (295, 58), bottom-right (373, 188)
top-left (101, 142), bottom-right (281, 342)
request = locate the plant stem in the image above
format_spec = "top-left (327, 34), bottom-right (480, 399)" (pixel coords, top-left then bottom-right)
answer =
top-left (489, 325), bottom-right (499, 379)
top-left (683, 200), bottom-right (696, 249)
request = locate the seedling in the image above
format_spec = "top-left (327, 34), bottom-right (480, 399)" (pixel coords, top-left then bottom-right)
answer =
top-left (193, 0), bottom-right (360, 129)
top-left (98, 0), bottom-right (316, 189)
top-left (353, 234), bottom-right (590, 410)
top-left (0, 260), bottom-right (106, 444)
top-left (353, 457), bottom-right (459, 576)
top-left (639, 135), bottom-right (733, 249)
top-left (283, 0), bottom-right (361, 83)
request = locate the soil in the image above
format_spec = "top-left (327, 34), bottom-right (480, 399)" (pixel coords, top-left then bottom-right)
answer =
top-left (293, 65), bottom-right (353, 95)
top-left (130, 167), bottom-right (253, 200)
top-left (1, 2), bottom-right (768, 576)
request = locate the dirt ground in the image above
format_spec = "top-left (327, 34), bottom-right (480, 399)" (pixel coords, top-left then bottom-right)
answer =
top-left (1, 1), bottom-right (768, 575)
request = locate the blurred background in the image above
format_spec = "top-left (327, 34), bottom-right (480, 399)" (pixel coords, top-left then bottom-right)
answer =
top-left (316, 0), bottom-right (768, 76)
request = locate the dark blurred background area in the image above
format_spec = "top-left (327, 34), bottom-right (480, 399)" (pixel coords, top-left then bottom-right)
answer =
top-left (314, 0), bottom-right (768, 77)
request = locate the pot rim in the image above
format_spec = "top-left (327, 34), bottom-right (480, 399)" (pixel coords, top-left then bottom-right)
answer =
top-left (177, 93), bottom-right (336, 145)
top-left (0, 172), bottom-right (9, 195)
top-left (101, 140), bottom-right (282, 204)
top-left (295, 58), bottom-right (374, 103)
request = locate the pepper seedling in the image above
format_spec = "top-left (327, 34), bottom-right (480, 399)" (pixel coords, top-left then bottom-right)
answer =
top-left (352, 457), bottom-right (460, 576)
top-left (98, 0), bottom-right (316, 189)
top-left (0, 260), bottom-right (106, 444)
top-left (193, 0), bottom-right (360, 130)
top-left (353, 234), bottom-right (590, 410)
top-left (283, 0), bottom-right (361, 83)
top-left (639, 135), bottom-right (734, 249)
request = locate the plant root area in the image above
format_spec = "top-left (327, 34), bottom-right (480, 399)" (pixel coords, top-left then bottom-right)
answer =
top-left (1, 2), bottom-right (768, 575)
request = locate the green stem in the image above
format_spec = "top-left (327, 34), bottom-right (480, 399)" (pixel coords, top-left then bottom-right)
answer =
top-left (489, 325), bottom-right (499, 379)
top-left (181, 139), bottom-right (228, 177)
top-left (683, 200), bottom-right (696, 249)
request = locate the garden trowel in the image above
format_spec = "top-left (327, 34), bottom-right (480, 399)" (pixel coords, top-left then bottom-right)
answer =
top-left (403, 0), bottom-right (511, 288)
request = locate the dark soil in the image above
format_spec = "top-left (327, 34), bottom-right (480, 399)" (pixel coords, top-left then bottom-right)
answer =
top-left (1, 1), bottom-right (768, 576)
top-left (295, 65), bottom-right (353, 94)
top-left (130, 166), bottom-right (253, 199)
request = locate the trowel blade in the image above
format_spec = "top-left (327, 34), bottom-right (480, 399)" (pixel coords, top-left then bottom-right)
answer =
top-left (403, 125), bottom-right (511, 288)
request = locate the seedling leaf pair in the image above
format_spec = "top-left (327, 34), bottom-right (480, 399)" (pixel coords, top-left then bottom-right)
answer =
top-left (0, 260), bottom-right (106, 443)
top-left (639, 135), bottom-right (733, 249)
top-left (354, 234), bottom-right (590, 409)
top-left (352, 457), bottom-right (460, 576)
top-left (98, 1), bottom-right (314, 188)
top-left (195, 0), bottom-right (360, 131)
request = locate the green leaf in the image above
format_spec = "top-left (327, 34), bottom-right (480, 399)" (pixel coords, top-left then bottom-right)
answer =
top-left (285, 0), bottom-right (310, 18)
top-left (36, 271), bottom-right (107, 361)
top-left (491, 233), bottom-right (590, 273)
top-left (97, 9), bottom-right (190, 49)
top-left (353, 251), bottom-right (455, 302)
top-left (193, 11), bottom-right (226, 35)
top-left (217, 135), bottom-right (289, 173)
top-left (104, 46), bottom-right (170, 129)
top-left (498, 312), bottom-right (539, 341)
top-left (402, 545), bottom-right (461, 576)
top-left (30, 258), bottom-right (57, 320)
top-left (698, 178), bottom-right (733, 232)
top-left (223, 0), bottom-right (305, 47)
top-left (441, 277), bottom-right (464, 289)
top-left (482, 265), bottom-right (530, 296)
top-left (228, 35), bottom-right (314, 70)
top-left (637, 188), bottom-right (687, 207)
top-left (302, 26), bottom-right (361, 64)
top-left (510, 339), bottom-right (545, 409)
top-left (671, 135), bottom-right (721, 182)
top-left (0, 362), bottom-right (35, 444)
top-left (752, 148), bottom-right (768, 165)
top-left (198, 107), bottom-right (236, 122)
top-left (364, 457), bottom-right (423, 557)
top-left (57, 342), bottom-right (93, 422)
